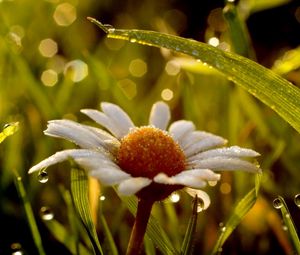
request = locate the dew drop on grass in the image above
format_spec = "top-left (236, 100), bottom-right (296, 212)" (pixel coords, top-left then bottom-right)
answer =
top-left (40, 206), bottom-right (54, 221)
top-left (273, 198), bottom-right (283, 209)
top-left (129, 37), bottom-right (137, 43)
top-left (195, 197), bottom-right (205, 213)
top-left (294, 194), bottom-right (300, 207)
top-left (38, 169), bottom-right (49, 183)
top-left (11, 243), bottom-right (23, 255)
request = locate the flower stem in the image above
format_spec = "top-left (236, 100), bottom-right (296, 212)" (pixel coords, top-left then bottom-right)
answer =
top-left (126, 198), bottom-right (154, 255)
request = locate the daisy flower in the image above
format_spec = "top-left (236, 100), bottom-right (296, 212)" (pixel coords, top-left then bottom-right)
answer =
top-left (29, 101), bottom-right (261, 254)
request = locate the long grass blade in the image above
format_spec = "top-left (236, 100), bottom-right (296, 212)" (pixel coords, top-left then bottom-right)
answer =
top-left (276, 196), bottom-right (300, 254)
top-left (180, 196), bottom-right (199, 255)
top-left (14, 174), bottom-right (46, 255)
top-left (70, 166), bottom-right (103, 255)
top-left (211, 173), bottom-right (262, 254)
top-left (88, 17), bottom-right (300, 134)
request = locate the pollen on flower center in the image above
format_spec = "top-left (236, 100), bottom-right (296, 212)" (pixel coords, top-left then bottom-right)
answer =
top-left (117, 126), bottom-right (186, 179)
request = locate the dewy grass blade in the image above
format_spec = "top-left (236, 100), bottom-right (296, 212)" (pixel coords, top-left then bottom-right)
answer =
top-left (121, 195), bottom-right (179, 255)
top-left (88, 17), bottom-right (300, 135)
top-left (180, 196), bottom-right (199, 255)
top-left (0, 122), bottom-right (19, 144)
top-left (70, 166), bottom-right (103, 255)
top-left (276, 196), bottom-right (300, 254)
top-left (211, 173), bottom-right (262, 254)
top-left (14, 174), bottom-right (46, 255)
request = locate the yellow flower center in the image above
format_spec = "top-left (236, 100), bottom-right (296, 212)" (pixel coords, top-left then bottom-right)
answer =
top-left (117, 126), bottom-right (186, 179)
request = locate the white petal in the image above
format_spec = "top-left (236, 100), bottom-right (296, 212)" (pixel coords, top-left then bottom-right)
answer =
top-left (29, 149), bottom-right (108, 174)
top-left (101, 102), bottom-right (135, 137)
top-left (45, 120), bottom-right (113, 149)
top-left (183, 135), bottom-right (227, 157)
top-left (188, 157), bottom-right (261, 173)
top-left (154, 169), bottom-right (220, 189)
top-left (188, 146), bottom-right (260, 162)
top-left (168, 120), bottom-right (195, 144)
top-left (81, 105), bottom-right (134, 139)
top-left (89, 167), bottom-right (130, 185)
top-left (181, 131), bottom-right (224, 149)
top-left (117, 177), bottom-right (152, 196)
top-left (185, 188), bottom-right (211, 210)
top-left (149, 101), bottom-right (170, 130)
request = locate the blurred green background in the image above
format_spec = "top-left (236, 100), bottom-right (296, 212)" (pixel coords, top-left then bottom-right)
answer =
top-left (1, 0), bottom-right (300, 254)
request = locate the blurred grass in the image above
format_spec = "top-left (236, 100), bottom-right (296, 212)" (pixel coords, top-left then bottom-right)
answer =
top-left (1, 0), bottom-right (300, 254)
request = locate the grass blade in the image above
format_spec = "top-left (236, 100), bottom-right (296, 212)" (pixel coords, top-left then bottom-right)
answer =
top-left (180, 196), bottom-right (199, 255)
top-left (99, 213), bottom-right (119, 255)
top-left (211, 173), bottom-right (262, 254)
top-left (0, 122), bottom-right (19, 144)
top-left (121, 195), bottom-right (179, 255)
top-left (43, 219), bottom-right (91, 255)
top-left (70, 166), bottom-right (103, 255)
top-left (14, 174), bottom-right (46, 255)
top-left (275, 196), bottom-right (300, 254)
top-left (89, 17), bottom-right (300, 134)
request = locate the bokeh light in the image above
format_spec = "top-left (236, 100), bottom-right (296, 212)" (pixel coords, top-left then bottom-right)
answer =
top-left (161, 88), bottom-right (174, 101)
top-left (38, 38), bottom-right (58, 58)
top-left (64, 59), bottom-right (88, 82)
top-left (129, 58), bottom-right (147, 77)
top-left (41, 69), bottom-right (58, 87)
top-left (53, 2), bottom-right (77, 26)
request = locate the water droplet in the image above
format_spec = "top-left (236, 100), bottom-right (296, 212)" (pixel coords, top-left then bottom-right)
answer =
top-left (294, 194), bottom-right (300, 207)
top-left (38, 170), bottom-right (49, 183)
top-left (282, 225), bottom-right (288, 231)
top-left (192, 50), bottom-right (198, 56)
top-left (100, 195), bottom-right (106, 201)
top-left (103, 24), bottom-right (115, 33)
top-left (273, 198), bottom-right (283, 209)
top-left (129, 37), bottom-right (137, 43)
top-left (40, 206), bottom-right (54, 221)
top-left (221, 226), bottom-right (226, 232)
top-left (208, 180), bottom-right (218, 186)
top-left (11, 243), bottom-right (23, 255)
top-left (217, 247), bottom-right (223, 253)
top-left (285, 213), bottom-right (290, 219)
top-left (194, 197), bottom-right (205, 213)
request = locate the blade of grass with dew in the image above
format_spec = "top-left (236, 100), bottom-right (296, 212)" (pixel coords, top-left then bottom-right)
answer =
top-left (43, 219), bottom-right (91, 255)
top-left (70, 165), bottom-right (103, 255)
top-left (211, 173), bottom-right (262, 254)
top-left (121, 195), bottom-right (179, 255)
top-left (0, 122), bottom-right (19, 144)
top-left (180, 196), bottom-right (199, 255)
top-left (88, 17), bottom-right (300, 135)
top-left (14, 174), bottom-right (46, 255)
top-left (99, 213), bottom-right (119, 255)
top-left (276, 196), bottom-right (300, 254)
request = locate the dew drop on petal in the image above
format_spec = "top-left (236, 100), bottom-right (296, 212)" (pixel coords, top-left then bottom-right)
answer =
top-left (294, 194), bottom-right (300, 207)
top-left (38, 170), bottom-right (49, 183)
top-left (169, 192), bottom-right (180, 203)
top-left (40, 206), bottom-right (54, 221)
top-left (273, 198), bottom-right (283, 209)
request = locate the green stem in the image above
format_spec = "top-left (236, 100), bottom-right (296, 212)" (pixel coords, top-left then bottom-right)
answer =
top-left (126, 198), bottom-right (154, 255)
